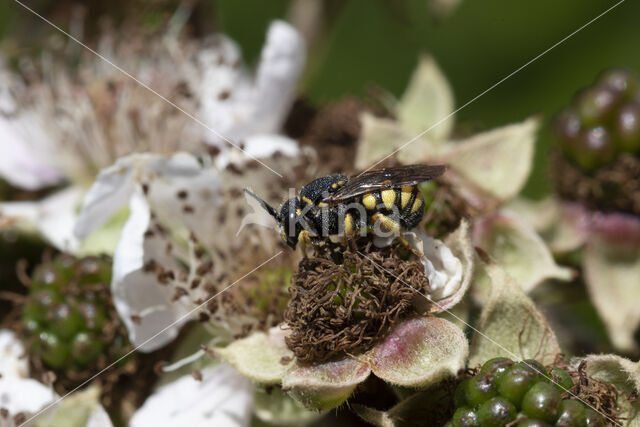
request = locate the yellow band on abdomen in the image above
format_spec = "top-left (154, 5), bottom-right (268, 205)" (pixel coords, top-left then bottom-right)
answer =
top-left (381, 189), bottom-right (396, 210)
top-left (362, 193), bottom-right (376, 210)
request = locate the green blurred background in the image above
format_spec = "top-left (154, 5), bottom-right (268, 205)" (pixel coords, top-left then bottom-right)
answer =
top-left (1, 0), bottom-right (638, 199)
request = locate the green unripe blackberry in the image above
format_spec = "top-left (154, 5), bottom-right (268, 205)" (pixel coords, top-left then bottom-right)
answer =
top-left (496, 362), bottom-right (539, 407)
top-left (547, 367), bottom-right (574, 393)
top-left (584, 408), bottom-right (605, 426)
top-left (465, 373), bottom-right (498, 407)
top-left (21, 254), bottom-right (127, 371)
top-left (575, 85), bottom-right (621, 126)
top-left (615, 102), bottom-right (640, 152)
top-left (553, 68), bottom-right (640, 173)
top-left (599, 68), bottom-right (639, 99)
top-left (479, 357), bottom-right (513, 383)
top-left (445, 358), bottom-right (608, 426)
top-left (520, 382), bottom-right (561, 423)
top-left (556, 399), bottom-right (586, 426)
top-left (476, 397), bottom-right (516, 426)
top-left (452, 407), bottom-right (479, 426)
top-left (515, 420), bottom-right (550, 427)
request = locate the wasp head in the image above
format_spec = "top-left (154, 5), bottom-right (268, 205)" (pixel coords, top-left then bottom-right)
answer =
top-left (278, 197), bottom-right (304, 249)
top-left (244, 190), bottom-right (303, 249)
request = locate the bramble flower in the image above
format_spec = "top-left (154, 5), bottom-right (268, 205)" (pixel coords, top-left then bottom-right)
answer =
top-left (0, 330), bottom-right (112, 427)
top-left (0, 20), bottom-right (304, 255)
top-left (352, 258), bottom-right (639, 426)
top-left (214, 222), bottom-right (474, 411)
top-left (75, 141), bottom-right (314, 352)
top-left (514, 69), bottom-right (640, 352)
top-left (72, 139), bottom-right (316, 424)
top-left (354, 55), bottom-right (571, 295)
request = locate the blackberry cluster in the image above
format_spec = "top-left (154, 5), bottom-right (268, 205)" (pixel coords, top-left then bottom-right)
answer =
top-left (444, 358), bottom-right (604, 426)
top-left (21, 254), bottom-right (128, 371)
top-left (553, 68), bottom-right (639, 172)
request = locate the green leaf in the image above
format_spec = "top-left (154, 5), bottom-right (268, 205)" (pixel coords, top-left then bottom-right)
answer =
top-left (355, 113), bottom-right (409, 170)
top-left (282, 357), bottom-right (371, 411)
top-left (215, 327), bottom-right (294, 384)
top-left (469, 261), bottom-right (561, 367)
top-left (506, 198), bottom-right (589, 254)
top-left (253, 385), bottom-right (323, 426)
top-left (367, 317), bottom-right (468, 388)
top-left (396, 55), bottom-right (454, 141)
top-left (441, 117), bottom-right (539, 202)
top-left (583, 354), bottom-right (640, 426)
top-left (353, 386), bottom-right (455, 427)
top-left (156, 324), bottom-right (218, 386)
top-left (584, 224), bottom-right (640, 352)
top-left (473, 211), bottom-right (572, 293)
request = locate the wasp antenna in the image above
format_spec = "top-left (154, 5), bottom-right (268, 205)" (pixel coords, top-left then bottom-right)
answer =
top-left (244, 189), bottom-right (280, 221)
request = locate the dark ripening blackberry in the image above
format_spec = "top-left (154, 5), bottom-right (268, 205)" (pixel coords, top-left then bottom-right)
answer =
top-left (444, 358), bottom-right (606, 427)
top-left (552, 68), bottom-right (640, 216)
top-left (21, 254), bottom-right (129, 372)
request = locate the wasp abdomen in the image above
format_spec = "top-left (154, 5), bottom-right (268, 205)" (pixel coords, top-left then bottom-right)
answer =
top-left (356, 185), bottom-right (424, 232)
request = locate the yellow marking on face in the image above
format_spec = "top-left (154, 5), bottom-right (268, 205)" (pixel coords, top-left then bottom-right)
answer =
top-left (301, 196), bottom-right (313, 205)
top-left (344, 213), bottom-right (355, 236)
top-left (331, 183), bottom-right (337, 189)
top-left (410, 192), bottom-right (424, 214)
top-left (338, 180), bottom-right (346, 186)
top-left (371, 213), bottom-right (400, 234)
top-left (280, 229), bottom-right (287, 242)
top-left (296, 209), bottom-right (302, 216)
top-left (401, 186), bottom-right (413, 209)
top-left (317, 202), bottom-right (328, 208)
top-left (381, 189), bottom-right (396, 210)
top-left (362, 193), bottom-right (376, 210)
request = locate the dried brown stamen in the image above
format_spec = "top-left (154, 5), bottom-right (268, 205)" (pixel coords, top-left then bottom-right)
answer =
top-left (552, 152), bottom-right (640, 216)
top-left (284, 241), bottom-right (429, 364)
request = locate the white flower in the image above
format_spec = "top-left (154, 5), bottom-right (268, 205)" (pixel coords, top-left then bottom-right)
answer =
top-left (0, 330), bottom-right (112, 427)
top-left (0, 20), bottom-right (305, 255)
top-left (131, 364), bottom-right (253, 427)
top-left (75, 138), bottom-right (314, 352)
top-left (0, 329), bottom-right (57, 427)
top-left (193, 21), bottom-right (305, 146)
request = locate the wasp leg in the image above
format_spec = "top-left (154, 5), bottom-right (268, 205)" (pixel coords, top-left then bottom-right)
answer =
top-left (371, 213), bottom-right (401, 235)
top-left (371, 213), bottom-right (422, 257)
top-left (343, 213), bottom-right (359, 251)
top-left (396, 235), bottom-right (423, 258)
top-left (298, 230), bottom-right (312, 258)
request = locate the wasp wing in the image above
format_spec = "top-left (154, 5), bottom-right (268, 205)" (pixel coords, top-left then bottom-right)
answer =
top-left (321, 164), bottom-right (447, 205)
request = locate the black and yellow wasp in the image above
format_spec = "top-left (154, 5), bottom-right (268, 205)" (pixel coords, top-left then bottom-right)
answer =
top-left (245, 164), bottom-right (446, 250)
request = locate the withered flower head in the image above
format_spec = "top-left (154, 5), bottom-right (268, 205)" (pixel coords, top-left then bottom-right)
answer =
top-left (284, 241), bottom-right (429, 364)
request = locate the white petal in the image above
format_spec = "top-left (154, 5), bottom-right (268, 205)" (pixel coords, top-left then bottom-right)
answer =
top-left (86, 404), bottom-right (114, 427)
top-left (0, 377), bottom-right (57, 424)
top-left (249, 20), bottom-right (305, 135)
top-left (214, 134), bottom-right (299, 170)
top-left (111, 190), bottom-right (189, 352)
top-left (130, 364), bottom-right (253, 427)
top-left (407, 231), bottom-right (462, 300)
top-left (198, 21), bottom-right (305, 146)
top-left (0, 106), bottom-right (63, 191)
top-left (0, 330), bottom-right (28, 379)
top-left (74, 156), bottom-right (139, 239)
top-left (0, 186), bottom-right (83, 252)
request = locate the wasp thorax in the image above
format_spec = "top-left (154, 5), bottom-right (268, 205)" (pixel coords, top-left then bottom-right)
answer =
top-left (283, 241), bottom-right (430, 364)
